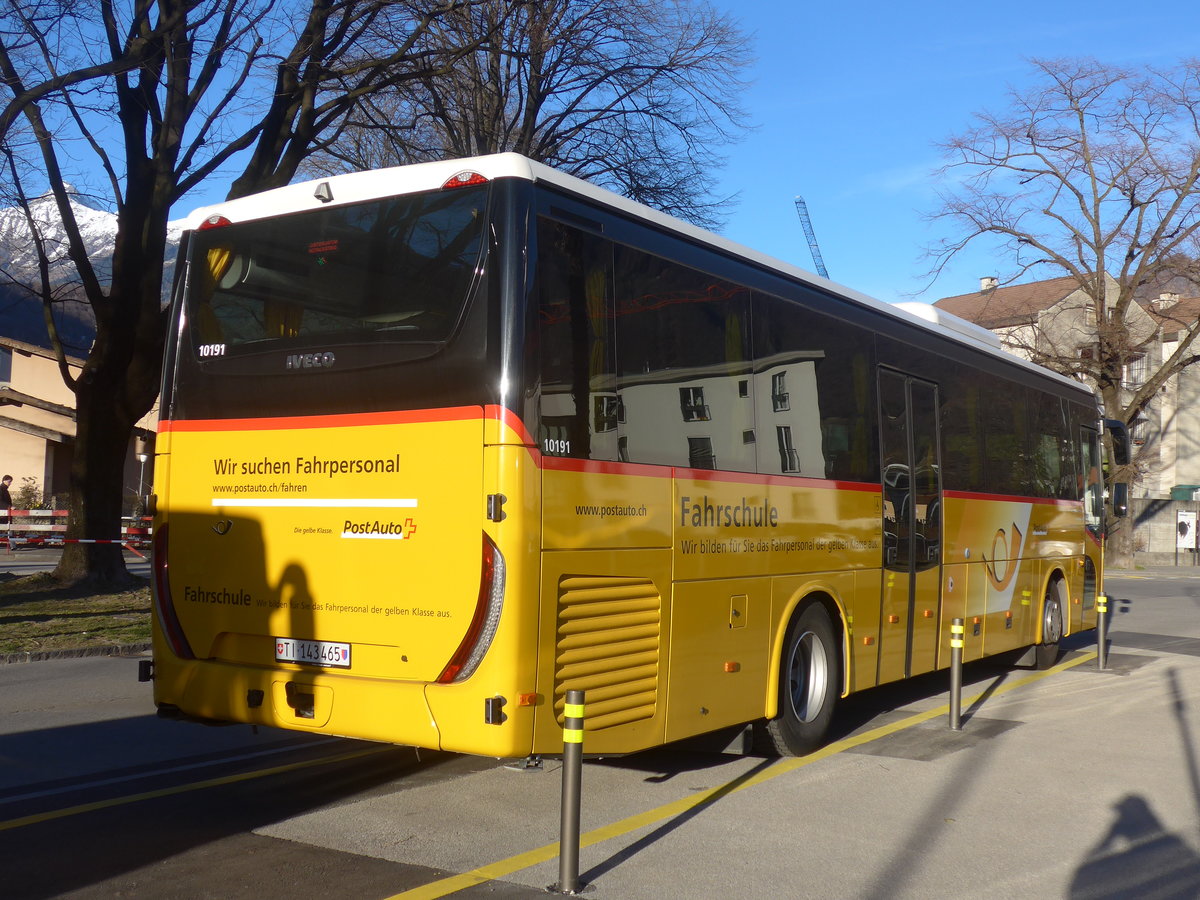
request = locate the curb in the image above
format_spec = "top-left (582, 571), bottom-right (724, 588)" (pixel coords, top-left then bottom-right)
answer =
top-left (2, 642), bottom-right (152, 666)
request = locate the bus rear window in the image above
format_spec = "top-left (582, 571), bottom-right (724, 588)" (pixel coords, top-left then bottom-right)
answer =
top-left (187, 185), bottom-right (487, 353)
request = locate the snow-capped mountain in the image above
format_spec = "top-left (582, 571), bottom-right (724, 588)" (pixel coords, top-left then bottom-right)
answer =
top-left (0, 188), bottom-right (185, 353)
top-left (0, 187), bottom-right (184, 290)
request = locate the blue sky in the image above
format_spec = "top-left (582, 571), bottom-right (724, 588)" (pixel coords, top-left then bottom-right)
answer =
top-left (161, 1), bottom-right (1200, 306)
top-left (713, 1), bottom-right (1200, 304)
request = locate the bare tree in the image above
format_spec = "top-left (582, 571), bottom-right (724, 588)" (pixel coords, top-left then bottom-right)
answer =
top-left (0, 0), bottom-right (487, 586)
top-left (928, 58), bottom-right (1200, 531)
top-left (306, 0), bottom-right (753, 228)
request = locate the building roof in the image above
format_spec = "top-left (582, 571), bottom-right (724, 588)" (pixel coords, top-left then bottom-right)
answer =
top-left (1147, 294), bottom-right (1200, 337)
top-left (934, 275), bottom-right (1086, 329)
top-left (0, 334), bottom-right (86, 366)
top-left (937, 273), bottom-right (1200, 345)
top-left (0, 385), bottom-right (75, 418)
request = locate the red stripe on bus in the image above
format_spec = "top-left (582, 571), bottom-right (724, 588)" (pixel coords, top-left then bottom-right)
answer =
top-left (484, 405), bottom-right (537, 446)
top-left (540, 456), bottom-right (670, 478)
top-left (943, 489), bottom-right (1083, 508)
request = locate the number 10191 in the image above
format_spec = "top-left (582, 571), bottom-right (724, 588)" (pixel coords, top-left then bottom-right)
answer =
top-left (543, 438), bottom-right (572, 455)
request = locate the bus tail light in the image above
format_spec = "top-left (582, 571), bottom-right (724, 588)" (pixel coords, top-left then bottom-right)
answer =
top-left (198, 214), bottom-right (233, 230)
top-left (152, 524), bottom-right (195, 659)
top-left (438, 533), bottom-right (506, 683)
top-left (442, 170), bottom-right (489, 189)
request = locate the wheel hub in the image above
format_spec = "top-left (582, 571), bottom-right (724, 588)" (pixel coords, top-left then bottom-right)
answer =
top-left (787, 631), bottom-right (829, 723)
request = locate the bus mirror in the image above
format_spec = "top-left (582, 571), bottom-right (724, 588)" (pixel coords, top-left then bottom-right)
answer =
top-left (1111, 481), bottom-right (1129, 518)
top-left (1104, 419), bottom-right (1131, 466)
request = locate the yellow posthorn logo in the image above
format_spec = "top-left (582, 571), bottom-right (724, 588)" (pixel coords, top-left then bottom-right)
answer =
top-left (984, 523), bottom-right (1024, 591)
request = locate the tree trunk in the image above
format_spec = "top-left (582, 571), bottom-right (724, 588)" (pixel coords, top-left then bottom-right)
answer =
top-left (1106, 514), bottom-right (1135, 570)
top-left (52, 372), bottom-right (137, 587)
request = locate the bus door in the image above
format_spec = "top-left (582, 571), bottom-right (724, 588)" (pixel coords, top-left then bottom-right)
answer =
top-left (877, 369), bottom-right (943, 682)
top-left (1078, 424), bottom-right (1104, 631)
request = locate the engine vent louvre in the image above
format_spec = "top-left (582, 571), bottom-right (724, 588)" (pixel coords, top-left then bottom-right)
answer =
top-left (554, 575), bottom-right (661, 730)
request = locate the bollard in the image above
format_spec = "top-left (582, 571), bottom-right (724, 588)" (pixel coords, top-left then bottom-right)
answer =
top-left (1096, 594), bottom-right (1108, 671)
top-left (949, 618), bottom-right (964, 732)
top-left (555, 690), bottom-right (585, 895)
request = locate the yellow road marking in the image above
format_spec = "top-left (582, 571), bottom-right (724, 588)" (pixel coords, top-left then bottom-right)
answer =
top-left (389, 650), bottom-right (1098, 899)
top-left (0, 651), bottom-right (1097, 886)
top-left (0, 745), bottom-right (390, 833)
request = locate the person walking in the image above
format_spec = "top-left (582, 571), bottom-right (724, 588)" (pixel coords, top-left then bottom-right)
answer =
top-left (1, 474), bottom-right (12, 551)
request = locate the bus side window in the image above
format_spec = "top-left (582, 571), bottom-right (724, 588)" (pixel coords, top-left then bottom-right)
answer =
top-left (752, 291), bottom-right (876, 482)
top-left (613, 246), bottom-right (754, 472)
top-left (536, 218), bottom-right (615, 461)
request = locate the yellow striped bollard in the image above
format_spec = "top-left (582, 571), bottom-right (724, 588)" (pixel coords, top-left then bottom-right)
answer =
top-left (555, 690), bottom-right (585, 895)
top-left (1097, 594), bottom-right (1108, 670)
top-left (949, 618), bottom-right (964, 731)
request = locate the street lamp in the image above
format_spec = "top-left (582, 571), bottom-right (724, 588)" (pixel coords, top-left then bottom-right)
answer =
top-left (134, 436), bottom-right (150, 509)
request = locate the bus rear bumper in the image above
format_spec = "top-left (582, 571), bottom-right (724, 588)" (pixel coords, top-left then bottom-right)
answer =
top-left (153, 657), bottom-right (539, 756)
top-left (155, 658), bottom-right (443, 748)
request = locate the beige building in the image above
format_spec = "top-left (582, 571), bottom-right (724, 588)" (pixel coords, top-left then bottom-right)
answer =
top-left (935, 275), bottom-right (1200, 502)
top-left (0, 335), bottom-right (155, 512)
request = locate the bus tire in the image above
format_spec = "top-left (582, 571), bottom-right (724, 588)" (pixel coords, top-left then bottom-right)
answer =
top-left (1035, 578), bottom-right (1065, 669)
top-left (761, 603), bottom-right (839, 756)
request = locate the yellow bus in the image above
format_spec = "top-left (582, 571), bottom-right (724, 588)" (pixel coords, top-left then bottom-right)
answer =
top-left (150, 153), bottom-right (1128, 757)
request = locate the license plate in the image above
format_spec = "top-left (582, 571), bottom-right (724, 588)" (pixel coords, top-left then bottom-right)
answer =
top-left (274, 638), bottom-right (351, 669)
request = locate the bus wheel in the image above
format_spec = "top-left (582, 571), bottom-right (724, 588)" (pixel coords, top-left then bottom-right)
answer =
top-left (1035, 579), bottom-right (1065, 669)
top-left (762, 604), bottom-right (839, 756)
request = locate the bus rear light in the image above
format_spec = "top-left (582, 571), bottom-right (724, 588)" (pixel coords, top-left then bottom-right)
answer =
top-left (152, 525), bottom-right (195, 659)
top-left (442, 171), bottom-right (489, 189)
top-left (198, 214), bottom-right (233, 230)
top-left (438, 533), bottom-right (506, 683)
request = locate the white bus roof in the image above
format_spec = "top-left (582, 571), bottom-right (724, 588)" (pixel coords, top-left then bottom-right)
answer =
top-left (183, 153), bottom-right (1087, 395)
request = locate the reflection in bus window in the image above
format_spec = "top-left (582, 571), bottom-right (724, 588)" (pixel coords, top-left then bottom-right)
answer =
top-left (189, 186), bottom-right (487, 352)
top-left (754, 292), bottom-right (876, 482)
top-left (537, 218), bottom-right (615, 460)
top-left (614, 244), bottom-right (754, 472)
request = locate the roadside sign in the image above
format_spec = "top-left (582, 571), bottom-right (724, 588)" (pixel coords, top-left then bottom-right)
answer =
top-left (1177, 510), bottom-right (1197, 551)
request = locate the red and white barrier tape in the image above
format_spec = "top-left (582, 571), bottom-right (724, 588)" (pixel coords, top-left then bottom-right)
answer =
top-left (3, 511), bottom-right (151, 558)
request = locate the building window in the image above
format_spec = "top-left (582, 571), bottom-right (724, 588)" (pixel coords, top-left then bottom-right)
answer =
top-left (1130, 415), bottom-right (1149, 446)
top-left (777, 426), bottom-right (800, 473)
top-left (679, 386), bottom-right (710, 422)
top-left (0, 347), bottom-right (10, 384)
top-left (771, 371), bottom-right (790, 411)
top-left (593, 395), bottom-right (620, 433)
top-left (1123, 355), bottom-right (1149, 390)
top-left (688, 436), bottom-right (716, 469)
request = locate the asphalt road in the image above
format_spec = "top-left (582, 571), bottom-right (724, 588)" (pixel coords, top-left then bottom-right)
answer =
top-left (1, 568), bottom-right (1199, 899)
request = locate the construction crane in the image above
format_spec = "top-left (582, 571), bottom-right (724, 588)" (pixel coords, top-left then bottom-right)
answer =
top-left (793, 195), bottom-right (829, 279)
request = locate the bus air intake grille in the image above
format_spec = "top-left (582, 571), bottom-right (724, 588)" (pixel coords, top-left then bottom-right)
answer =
top-left (554, 575), bottom-right (661, 731)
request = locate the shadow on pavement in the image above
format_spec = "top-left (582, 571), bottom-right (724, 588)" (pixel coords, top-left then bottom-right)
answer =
top-left (1068, 668), bottom-right (1200, 899)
